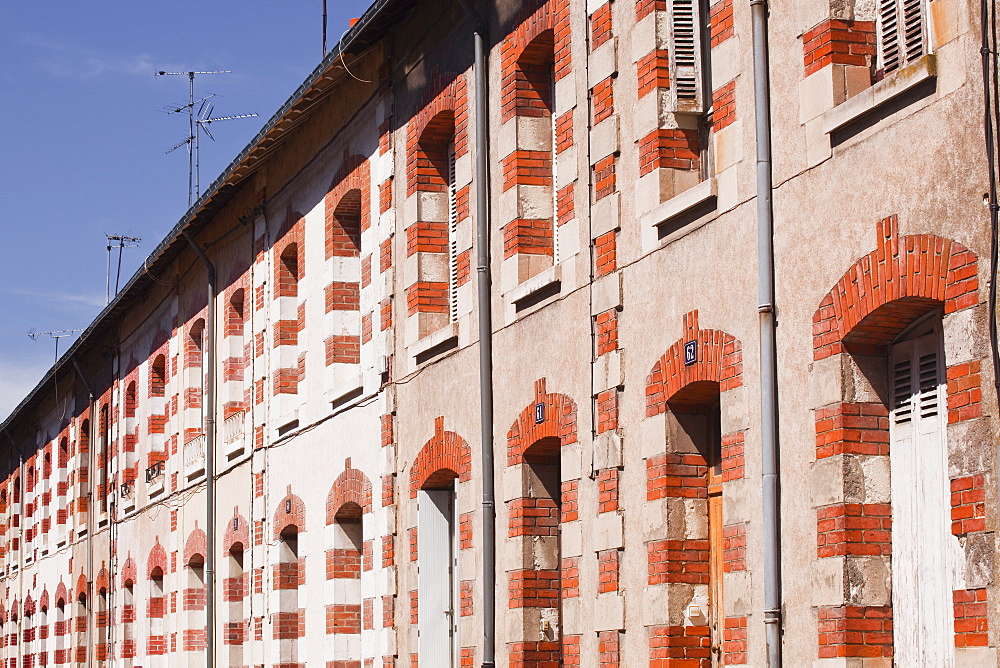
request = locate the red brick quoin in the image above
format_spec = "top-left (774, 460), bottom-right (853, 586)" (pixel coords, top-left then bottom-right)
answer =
top-left (409, 417), bottom-right (472, 498)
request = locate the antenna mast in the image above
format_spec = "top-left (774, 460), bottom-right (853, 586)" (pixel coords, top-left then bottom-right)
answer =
top-left (28, 329), bottom-right (85, 364)
top-left (156, 70), bottom-right (257, 208)
top-left (105, 235), bottom-right (142, 304)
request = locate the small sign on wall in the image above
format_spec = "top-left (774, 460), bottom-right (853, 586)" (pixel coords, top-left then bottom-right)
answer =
top-left (535, 402), bottom-right (545, 424)
top-left (684, 340), bottom-right (698, 366)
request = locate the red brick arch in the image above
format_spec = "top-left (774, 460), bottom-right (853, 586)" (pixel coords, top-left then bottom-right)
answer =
top-left (75, 572), bottom-right (88, 599)
top-left (184, 527), bottom-right (207, 565)
top-left (8, 600), bottom-right (16, 621)
top-left (409, 417), bottom-right (472, 498)
top-left (506, 378), bottom-right (578, 466)
top-left (326, 466), bottom-right (373, 524)
top-left (273, 486), bottom-right (306, 538)
top-left (406, 71), bottom-right (469, 196)
top-left (120, 555), bottom-right (137, 587)
top-left (147, 538), bottom-right (168, 578)
top-left (326, 154), bottom-right (371, 257)
top-left (39, 589), bottom-right (49, 611)
top-left (222, 508), bottom-right (250, 554)
top-left (54, 581), bottom-right (68, 606)
top-left (23, 595), bottom-right (35, 616)
top-left (813, 216), bottom-right (979, 359)
top-left (645, 310), bottom-right (743, 417)
top-left (95, 564), bottom-right (110, 593)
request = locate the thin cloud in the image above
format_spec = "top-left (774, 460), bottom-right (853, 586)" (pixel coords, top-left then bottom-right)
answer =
top-left (20, 33), bottom-right (179, 80)
top-left (2, 286), bottom-right (106, 309)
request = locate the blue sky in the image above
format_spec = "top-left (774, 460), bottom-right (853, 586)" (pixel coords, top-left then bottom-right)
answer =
top-left (0, 1), bottom-right (373, 420)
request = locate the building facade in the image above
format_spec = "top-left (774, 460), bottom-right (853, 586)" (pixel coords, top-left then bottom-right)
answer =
top-left (0, 0), bottom-right (996, 665)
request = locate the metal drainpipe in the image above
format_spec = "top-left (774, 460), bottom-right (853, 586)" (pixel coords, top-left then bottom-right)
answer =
top-left (749, 1), bottom-right (782, 665)
top-left (71, 359), bottom-right (97, 668)
top-left (454, 0), bottom-right (496, 665)
top-left (182, 229), bottom-right (217, 668)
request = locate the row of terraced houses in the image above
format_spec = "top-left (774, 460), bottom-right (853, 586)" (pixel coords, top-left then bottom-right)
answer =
top-left (0, 0), bottom-right (997, 665)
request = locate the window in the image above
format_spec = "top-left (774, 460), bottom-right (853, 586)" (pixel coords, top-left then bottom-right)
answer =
top-left (150, 355), bottom-right (166, 398)
top-left (878, 0), bottom-right (926, 78)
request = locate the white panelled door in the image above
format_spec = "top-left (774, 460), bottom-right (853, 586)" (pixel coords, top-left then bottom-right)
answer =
top-left (418, 487), bottom-right (457, 667)
top-left (890, 330), bottom-right (954, 667)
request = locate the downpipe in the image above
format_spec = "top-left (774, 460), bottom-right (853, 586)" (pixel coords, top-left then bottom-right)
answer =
top-left (71, 359), bottom-right (97, 668)
top-left (454, 0), bottom-right (497, 665)
top-left (749, 0), bottom-right (783, 665)
top-left (182, 230), bottom-right (218, 668)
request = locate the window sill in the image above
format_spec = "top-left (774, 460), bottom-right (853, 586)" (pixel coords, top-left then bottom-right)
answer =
top-left (412, 322), bottom-right (459, 364)
top-left (640, 178), bottom-right (718, 240)
top-left (509, 264), bottom-right (562, 313)
top-left (326, 376), bottom-right (364, 409)
top-left (821, 54), bottom-right (937, 136)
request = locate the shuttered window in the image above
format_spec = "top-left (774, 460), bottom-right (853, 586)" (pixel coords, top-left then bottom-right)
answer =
top-left (889, 330), bottom-right (955, 666)
top-left (669, 0), bottom-right (703, 113)
top-left (447, 143), bottom-right (459, 322)
top-left (879, 0), bottom-right (926, 76)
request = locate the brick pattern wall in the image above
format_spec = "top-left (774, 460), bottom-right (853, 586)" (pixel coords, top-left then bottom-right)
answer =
top-left (802, 18), bottom-right (875, 78)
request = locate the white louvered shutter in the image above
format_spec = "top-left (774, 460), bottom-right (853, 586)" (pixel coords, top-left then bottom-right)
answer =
top-left (879, 0), bottom-right (926, 76)
top-left (669, 0), bottom-right (703, 113)
top-left (447, 143), bottom-right (459, 322)
top-left (417, 488), bottom-right (456, 667)
top-left (889, 332), bottom-right (955, 667)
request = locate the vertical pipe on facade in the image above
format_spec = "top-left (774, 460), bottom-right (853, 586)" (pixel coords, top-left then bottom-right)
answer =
top-left (982, 0), bottom-right (1000, 409)
top-left (749, 1), bottom-right (782, 666)
top-left (71, 359), bottom-right (97, 668)
top-left (182, 230), bottom-right (217, 668)
top-left (454, 0), bottom-right (496, 664)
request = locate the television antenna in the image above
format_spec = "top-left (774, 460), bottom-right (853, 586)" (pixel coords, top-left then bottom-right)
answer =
top-left (156, 70), bottom-right (257, 207)
top-left (105, 235), bottom-right (142, 304)
top-left (28, 329), bottom-right (85, 364)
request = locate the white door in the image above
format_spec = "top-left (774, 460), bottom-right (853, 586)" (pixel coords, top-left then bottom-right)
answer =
top-left (418, 487), bottom-right (456, 667)
top-left (890, 330), bottom-right (954, 667)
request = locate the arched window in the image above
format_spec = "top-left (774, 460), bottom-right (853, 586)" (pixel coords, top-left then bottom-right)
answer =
top-left (98, 404), bottom-right (110, 515)
top-left (74, 592), bottom-right (87, 668)
top-left (184, 552), bottom-right (206, 653)
top-left (274, 525), bottom-right (301, 663)
top-left (227, 289), bottom-right (245, 337)
top-left (224, 543), bottom-right (245, 662)
top-left (95, 586), bottom-right (109, 663)
top-left (332, 190), bottom-right (363, 257)
top-left (277, 244), bottom-right (300, 298)
top-left (330, 502), bottom-right (363, 646)
top-left (148, 567), bottom-right (166, 656)
top-left (150, 355), bottom-right (166, 398)
top-left (124, 382), bottom-right (137, 419)
top-left (121, 578), bottom-right (136, 662)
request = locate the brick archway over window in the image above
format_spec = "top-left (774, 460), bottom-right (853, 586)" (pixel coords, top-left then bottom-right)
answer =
top-left (406, 71), bottom-right (469, 197)
top-left (645, 309), bottom-right (743, 417)
top-left (506, 378), bottom-right (578, 466)
top-left (326, 466), bottom-right (373, 524)
top-left (325, 153), bottom-right (371, 255)
top-left (222, 509), bottom-right (250, 554)
top-left (95, 565), bottom-right (110, 592)
top-left (147, 538), bottom-right (168, 579)
top-left (273, 486), bottom-right (306, 539)
top-left (54, 581), bottom-right (68, 606)
top-left (409, 416), bottom-right (472, 498)
top-left (812, 216), bottom-right (978, 359)
top-left (184, 527), bottom-right (208, 565)
top-left (121, 555), bottom-right (137, 587)
top-left (75, 572), bottom-right (88, 598)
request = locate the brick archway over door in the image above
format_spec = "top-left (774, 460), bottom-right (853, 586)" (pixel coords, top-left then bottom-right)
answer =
top-left (409, 416), bottom-right (471, 497)
top-left (809, 216), bottom-right (981, 660)
top-left (812, 215), bottom-right (978, 359)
